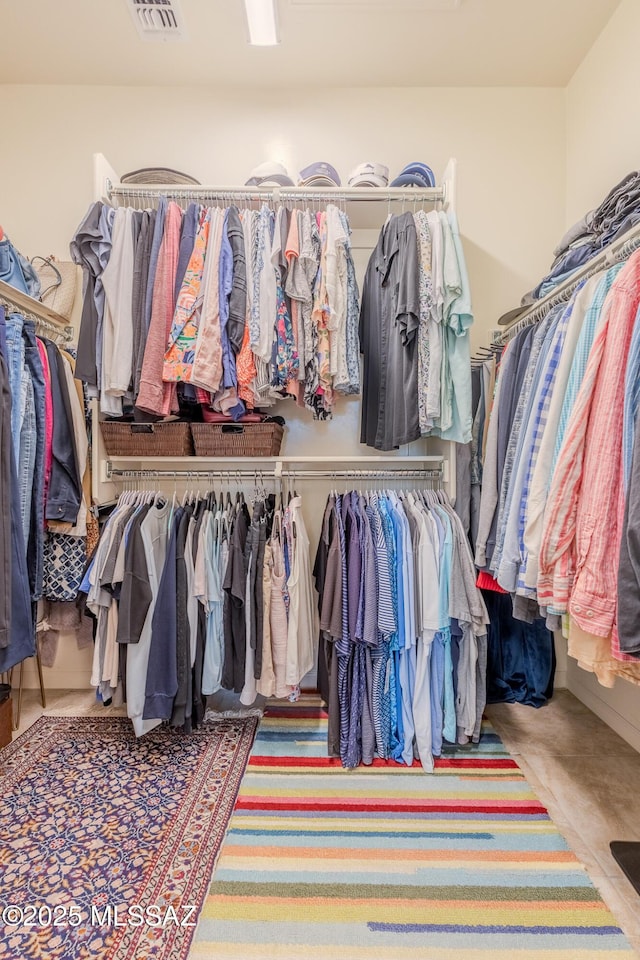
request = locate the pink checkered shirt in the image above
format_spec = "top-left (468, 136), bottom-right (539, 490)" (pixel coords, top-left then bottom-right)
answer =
top-left (538, 250), bottom-right (640, 652)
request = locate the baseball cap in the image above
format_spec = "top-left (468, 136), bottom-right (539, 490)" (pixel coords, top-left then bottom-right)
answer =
top-left (497, 305), bottom-right (530, 326)
top-left (245, 161), bottom-right (295, 187)
top-left (347, 162), bottom-right (389, 188)
top-left (390, 162), bottom-right (436, 188)
top-left (298, 162), bottom-right (341, 187)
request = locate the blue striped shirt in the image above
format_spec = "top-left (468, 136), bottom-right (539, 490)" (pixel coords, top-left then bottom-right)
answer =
top-left (515, 294), bottom-right (578, 592)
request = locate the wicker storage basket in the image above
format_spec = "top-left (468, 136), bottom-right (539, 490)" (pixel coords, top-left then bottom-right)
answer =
top-left (191, 422), bottom-right (284, 457)
top-left (100, 421), bottom-right (194, 457)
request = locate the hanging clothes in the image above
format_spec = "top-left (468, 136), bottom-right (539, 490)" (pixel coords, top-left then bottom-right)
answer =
top-left (79, 485), bottom-right (318, 736)
top-left (0, 307), bottom-right (87, 672)
top-left (71, 199), bottom-right (361, 423)
top-left (0, 313), bottom-right (34, 673)
top-left (314, 487), bottom-right (488, 772)
top-left (359, 209), bottom-right (474, 451)
top-left (475, 247), bottom-right (640, 691)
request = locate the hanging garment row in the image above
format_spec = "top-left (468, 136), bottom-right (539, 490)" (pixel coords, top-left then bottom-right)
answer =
top-left (314, 487), bottom-right (489, 772)
top-left (79, 486), bottom-right (316, 737)
top-left (475, 248), bottom-right (640, 689)
top-left (71, 196), bottom-right (472, 449)
top-left (360, 208), bottom-right (474, 449)
top-left (71, 199), bottom-right (360, 422)
top-left (0, 305), bottom-right (93, 674)
top-left (463, 347), bottom-right (556, 710)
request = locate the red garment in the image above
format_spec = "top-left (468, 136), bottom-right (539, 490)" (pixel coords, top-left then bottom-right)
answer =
top-left (476, 570), bottom-right (507, 594)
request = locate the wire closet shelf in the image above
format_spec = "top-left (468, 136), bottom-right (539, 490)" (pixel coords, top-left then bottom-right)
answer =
top-left (106, 182), bottom-right (447, 210)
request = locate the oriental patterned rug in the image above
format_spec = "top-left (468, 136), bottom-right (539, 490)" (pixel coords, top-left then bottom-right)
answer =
top-left (191, 699), bottom-right (634, 960)
top-left (0, 714), bottom-right (258, 960)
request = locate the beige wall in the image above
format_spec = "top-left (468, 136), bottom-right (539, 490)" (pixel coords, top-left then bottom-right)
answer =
top-left (564, 0), bottom-right (640, 751)
top-left (0, 83), bottom-right (566, 353)
top-left (1, 82), bottom-right (568, 690)
top-left (566, 0), bottom-right (640, 225)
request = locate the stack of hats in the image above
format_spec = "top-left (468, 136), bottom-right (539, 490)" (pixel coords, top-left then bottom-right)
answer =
top-left (245, 161), bottom-right (295, 187)
top-left (245, 161), bottom-right (344, 188)
top-left (347, 162), bottom-right (390, 187)
top-left (120, 167), bottom-right (201, 185)
top-left (389, 162), bottom-right (436, 188)
top-left (243, 159), bottom-right (436, 190)
top-left (298, 162), bottom-right (341, 187)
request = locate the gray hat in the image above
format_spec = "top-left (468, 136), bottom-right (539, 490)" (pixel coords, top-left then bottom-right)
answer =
top-left (497, 305), bottom-right (531, 326)
top-left (120, 167), bottom-right (200, 185)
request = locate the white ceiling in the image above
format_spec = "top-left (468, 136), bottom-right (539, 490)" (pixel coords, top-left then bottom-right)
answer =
top-left (0, 0), bottom-right (621, 87)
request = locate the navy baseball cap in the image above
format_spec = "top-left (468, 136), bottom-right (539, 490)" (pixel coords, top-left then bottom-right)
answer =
top-left (298, 162), bottom-right (341, 187)
top-left (390, 162), bottom-right (436, 188)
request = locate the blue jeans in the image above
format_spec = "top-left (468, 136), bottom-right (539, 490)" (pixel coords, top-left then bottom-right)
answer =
top-left (22, 320), bottom-right (46, 600)
top-left (4, 312), bottom-right (25, 465)
top-left (18, 376), bottom-right (36, 552)
top-left (0, 313), bottom-right (35, 671)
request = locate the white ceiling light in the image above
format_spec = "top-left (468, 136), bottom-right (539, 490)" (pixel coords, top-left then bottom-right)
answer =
top-left (244, 0), bottom-right (280, 45)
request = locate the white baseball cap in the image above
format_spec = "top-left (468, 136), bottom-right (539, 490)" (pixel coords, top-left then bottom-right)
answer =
top-left (347, 162), bottom-right (390, 188)
top-left (245, 161), bottom-right (295, 187)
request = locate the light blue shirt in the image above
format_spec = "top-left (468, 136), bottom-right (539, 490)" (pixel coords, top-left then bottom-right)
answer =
top-left (496, 294), bottom-right (577, 592)
top-left (437, 211), bottom-right (474, 444)
top-left (551, 263), bottom-right (624, 476)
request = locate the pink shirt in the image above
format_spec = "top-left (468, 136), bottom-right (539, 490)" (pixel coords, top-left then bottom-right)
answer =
top-left (136, 202), bottom-right (182, 416)
top-left (539, 250), bottom-right (640, 638)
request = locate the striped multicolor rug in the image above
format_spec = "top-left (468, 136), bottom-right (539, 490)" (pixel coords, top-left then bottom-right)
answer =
top-left (191, 699), bottom-right (634, 959)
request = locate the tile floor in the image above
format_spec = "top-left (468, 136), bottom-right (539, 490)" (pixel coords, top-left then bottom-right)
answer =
top-left (7, 687), bottom-right (640, 957)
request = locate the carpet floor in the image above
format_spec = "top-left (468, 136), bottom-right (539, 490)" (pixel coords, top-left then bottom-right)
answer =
top-left (192, 700), bottom-right (634, 959)
top-left (0, 714), bottom-right (258, 960)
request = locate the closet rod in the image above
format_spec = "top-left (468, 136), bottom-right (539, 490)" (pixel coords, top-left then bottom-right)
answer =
top-left (279, 469), bottom-right (443, 480)
top-left (0, 279), bottom-right (74, 342)
top-left (107, 467), bottom-right (444, 481)
top-left (494, 220), bottom-right (640, 345)
top-left (107, 183), bottom-right (445, 207)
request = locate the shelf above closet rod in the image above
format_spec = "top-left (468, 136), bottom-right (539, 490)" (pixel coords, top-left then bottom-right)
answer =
top-left (94, 153), bottom-right (457, 212)
top-left (494, 219), bottom-right (640, 345)
top-left (0, 279), bottom-right (74, 342)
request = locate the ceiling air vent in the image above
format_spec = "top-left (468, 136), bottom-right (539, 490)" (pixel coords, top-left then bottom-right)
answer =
top-left (126, 0), bottom-right (187, 41)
